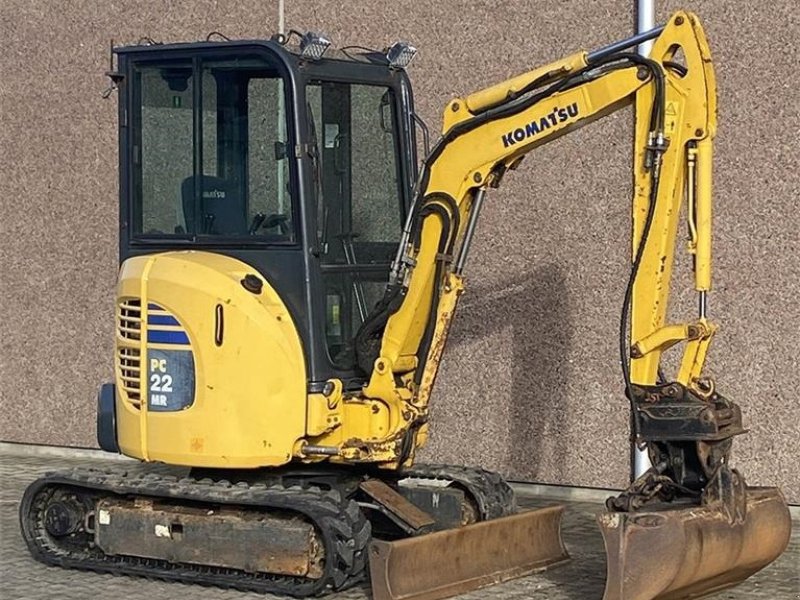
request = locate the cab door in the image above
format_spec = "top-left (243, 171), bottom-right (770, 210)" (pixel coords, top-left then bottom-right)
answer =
top-left (305, 78), bottom-right (410, 376)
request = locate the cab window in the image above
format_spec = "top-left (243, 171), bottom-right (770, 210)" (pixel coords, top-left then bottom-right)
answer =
top-left (131, 56), bottom-right (295, 241)
top-left (306, 80), bottom-right (405, 369)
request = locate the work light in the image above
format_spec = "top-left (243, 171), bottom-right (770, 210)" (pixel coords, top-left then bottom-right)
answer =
top-left (300, 31), bottom-right (331, 60)
top-left (386, 41), bottom-right (417, 69)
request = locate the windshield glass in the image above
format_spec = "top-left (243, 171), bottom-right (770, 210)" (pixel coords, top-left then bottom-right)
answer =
top-left (131, 56), bottom-right (294, 241)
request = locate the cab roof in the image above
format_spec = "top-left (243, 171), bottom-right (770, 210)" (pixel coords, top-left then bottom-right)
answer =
top-left (113, 37), bottom-right (397, 69)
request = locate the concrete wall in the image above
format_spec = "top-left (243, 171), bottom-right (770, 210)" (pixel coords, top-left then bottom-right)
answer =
top-left (1, 0), bottom-right (797, 502)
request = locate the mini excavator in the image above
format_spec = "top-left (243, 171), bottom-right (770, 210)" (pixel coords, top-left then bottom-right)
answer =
top-left (21, 11), bottom-right (791, 600)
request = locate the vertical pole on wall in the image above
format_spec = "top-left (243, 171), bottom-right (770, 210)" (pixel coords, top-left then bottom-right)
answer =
top-left (636, 0), bottom-right (655, 55)
top-left (632, 0), bottom-right (654, 480)
top-left (277, 0), bottom-right (287, 214)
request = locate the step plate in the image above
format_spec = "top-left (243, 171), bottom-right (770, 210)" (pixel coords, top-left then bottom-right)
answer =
top-left (368, 505), bottom-right (569, 600)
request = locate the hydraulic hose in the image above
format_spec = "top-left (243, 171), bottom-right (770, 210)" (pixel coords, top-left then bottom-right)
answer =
top-left (366, 51), bottom-right (668, 411)
top-left (619, 150), bottom-right (664, 445)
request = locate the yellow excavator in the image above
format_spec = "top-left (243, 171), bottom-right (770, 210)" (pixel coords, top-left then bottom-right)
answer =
top-left (20, 11), bottom-right (791, 600)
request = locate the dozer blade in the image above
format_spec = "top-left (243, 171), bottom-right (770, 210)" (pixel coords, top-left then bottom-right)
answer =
top-left (597, 487), bottom-right (791, 600)
top-left (368, 505), bottom-right (569, 600)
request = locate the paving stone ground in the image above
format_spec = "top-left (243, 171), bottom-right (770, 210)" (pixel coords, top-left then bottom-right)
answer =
top-left (0, 449), bottom-right (797, 600)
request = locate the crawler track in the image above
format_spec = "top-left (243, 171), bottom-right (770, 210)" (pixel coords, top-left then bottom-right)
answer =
top-left (19, 464), bottom-right (516, 596)
top-left (399, 463), bottom-right (517, 520)
top-left (20, 468), bottom-right (371, 596)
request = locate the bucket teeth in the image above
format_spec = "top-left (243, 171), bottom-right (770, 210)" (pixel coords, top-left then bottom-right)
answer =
top-left (369, 505), bottom-right (569, 600)
top-left (597, 487), bottom-right (791, 600)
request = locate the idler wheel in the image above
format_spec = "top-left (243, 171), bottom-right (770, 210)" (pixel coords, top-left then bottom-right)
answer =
top-left (44, 499), bottom-right (84, 537)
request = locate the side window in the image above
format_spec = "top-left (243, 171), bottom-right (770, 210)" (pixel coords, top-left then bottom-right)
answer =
top-left (307, 81), bottom-right (405, 370)
top-left (137, 63), bottom-right (194, 235)
top-left (350, 86), bottom-right (402, 245)
top-left (248, 79), bottom-right (292, 235)
top-left (132, 57), bottom-right (295, 241)
top-left (200, 70), bottom-right (218, 179)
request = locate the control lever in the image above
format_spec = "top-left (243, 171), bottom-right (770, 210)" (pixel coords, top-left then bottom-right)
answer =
top-left (263, 213), bottom-right (290, 234)
top-left (249, 213), bottom-right (266, 234)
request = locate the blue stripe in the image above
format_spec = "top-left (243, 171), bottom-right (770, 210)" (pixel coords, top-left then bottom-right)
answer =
top-left (148, 303), bottom-right (164, 311)
top-left (148, 314), bottom-right (180, 326)
top-left (148, 330), bottom-right (190, 345)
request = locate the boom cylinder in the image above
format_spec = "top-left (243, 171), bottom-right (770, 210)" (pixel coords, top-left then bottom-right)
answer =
top-left (454, 189), bottom-right (486, 274)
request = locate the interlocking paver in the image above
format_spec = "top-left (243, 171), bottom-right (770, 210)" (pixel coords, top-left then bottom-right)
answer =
top-left (1, 450), bottom-right (797, 599)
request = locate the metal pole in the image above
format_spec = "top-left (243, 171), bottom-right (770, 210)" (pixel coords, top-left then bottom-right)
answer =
top-left (637, 0), bottom-right (655, 55)
top-left (633, 0), bottom-right (654, 480)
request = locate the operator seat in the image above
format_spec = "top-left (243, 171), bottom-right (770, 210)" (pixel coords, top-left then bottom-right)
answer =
top-left (181, 175), bottom-right (247, 235)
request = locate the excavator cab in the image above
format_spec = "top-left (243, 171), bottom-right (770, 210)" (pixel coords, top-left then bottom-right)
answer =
top-left (117, 37), bottom-right (416, 387)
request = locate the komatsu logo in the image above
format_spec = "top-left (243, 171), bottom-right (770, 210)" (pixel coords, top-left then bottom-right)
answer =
top-left (501, 103), bottom-right (580, 148)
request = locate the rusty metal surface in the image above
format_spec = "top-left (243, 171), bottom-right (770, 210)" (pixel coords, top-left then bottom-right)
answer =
top-left (368, 505), bottom-right (569, 600)
top-left (360, 479), bottom-right (437, 531)
top-left (397, 482), bottom-right (467, 529)
top-left (597, 487), bottom-right (792, 600)
top-left (95, 498), bottom-right (323, 578)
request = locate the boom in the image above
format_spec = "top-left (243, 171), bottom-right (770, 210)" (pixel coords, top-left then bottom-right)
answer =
top-left (351, 19), bottom-right (789, 597)
top-left (357, 12), bottom-right (717, 465)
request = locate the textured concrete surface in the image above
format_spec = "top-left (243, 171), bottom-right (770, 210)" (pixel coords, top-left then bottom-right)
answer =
top-left (1, 449), bottom-right (798, 599)
top-left (1, 0), bottom-right (799, 502)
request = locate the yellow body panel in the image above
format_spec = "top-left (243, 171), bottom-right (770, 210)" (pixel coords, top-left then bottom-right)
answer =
top-left (115, 251), bottom-right (307, 468)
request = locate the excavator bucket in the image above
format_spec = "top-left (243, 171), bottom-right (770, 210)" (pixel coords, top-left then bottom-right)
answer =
top-left (597, 487), bottom-right (791, 600)
top-left (368, 505), bottom-right (569, 600)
